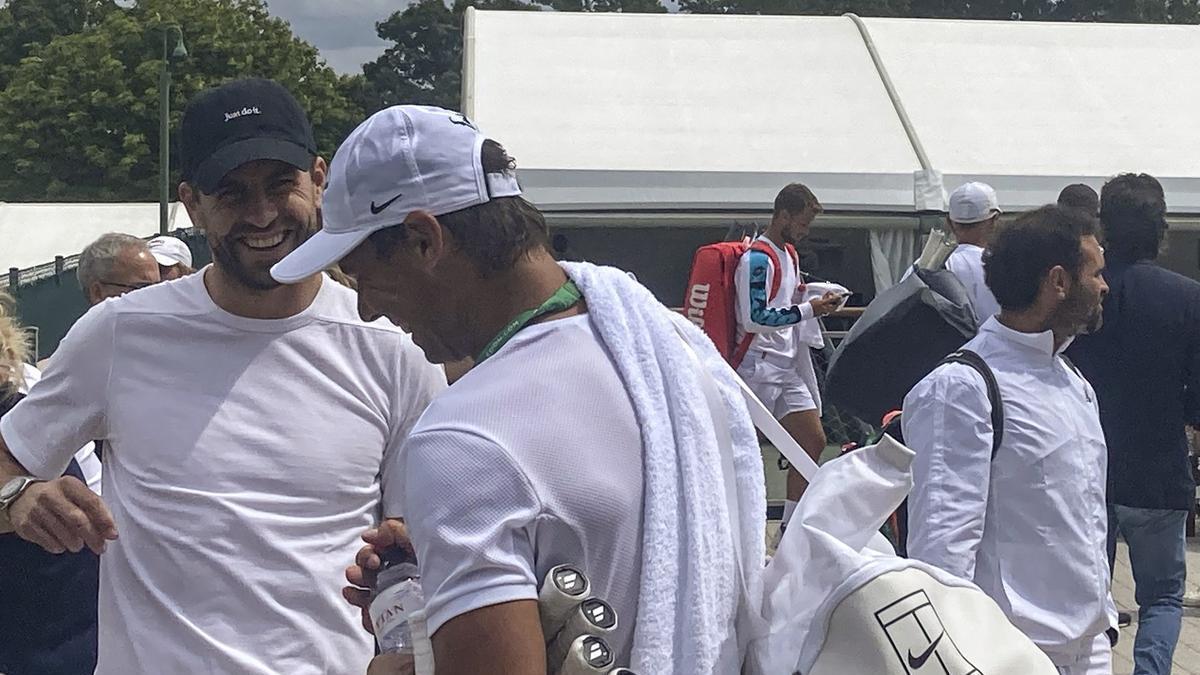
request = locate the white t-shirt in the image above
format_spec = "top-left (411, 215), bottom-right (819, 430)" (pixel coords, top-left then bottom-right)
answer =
top-left (945, 243), bottom-right (1001, 326)
top-left (396, 314), bottom-right (645, 662)
top-left (19, 363), bottom-right (101, 494)
top-left (1, 271), bottom-right (445, 675)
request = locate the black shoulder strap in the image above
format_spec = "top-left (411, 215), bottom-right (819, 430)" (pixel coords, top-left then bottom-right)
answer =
top-left (939, 349), bottom-right (1005, 460)
top-left (1059, 353), bottom-right (1081, 377)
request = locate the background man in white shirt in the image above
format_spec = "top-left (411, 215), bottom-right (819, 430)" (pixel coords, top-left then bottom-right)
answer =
top-left (734, 183), bottom-right (842, 524)
top-left (0, 78), bottom-right (444, 674)
top-left (944, 181), bottom-right (1002, 326)
top-left (904, 204), bottom-right (1115, 674)
top-left (76, 232), bottom-right (161, 305)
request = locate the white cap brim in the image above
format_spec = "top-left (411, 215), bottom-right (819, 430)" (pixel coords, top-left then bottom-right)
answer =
top-left (270, 227), bottom-right (375, 284)
top-left (151, 252), bottom-right (180, 266)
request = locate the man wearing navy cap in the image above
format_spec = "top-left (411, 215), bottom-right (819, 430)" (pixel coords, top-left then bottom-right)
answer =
top-left (0, 79), bottom-right (444, 674)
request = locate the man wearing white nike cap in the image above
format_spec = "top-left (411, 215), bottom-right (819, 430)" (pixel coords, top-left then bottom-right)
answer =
top-left (146, 235), bottom-right (194, 280)
top-left (945, 181), bottom-right (1003, 326)
top-left (0, 79), bottom-right (445, 674)
top-left (275, 106), bottom-right (763, 675)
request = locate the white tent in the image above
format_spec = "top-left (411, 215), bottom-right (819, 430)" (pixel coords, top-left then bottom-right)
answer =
top-left (864, 17), bottom-right (1200, 213)
top-left (0, 202), bottom-right (193, 274)
top-left (464, 12), bottom-right (922, 215)
top-left (462, 11), bottom-right (1200, 218)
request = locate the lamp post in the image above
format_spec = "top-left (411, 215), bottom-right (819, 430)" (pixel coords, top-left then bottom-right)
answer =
top-left (159, 25), bottom-right (187, 235)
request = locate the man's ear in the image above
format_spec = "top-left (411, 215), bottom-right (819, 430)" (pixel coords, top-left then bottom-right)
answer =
top-left (86, 283), bottom-right (104, 305)
top-left (178, 182), bottom-right (202, 230)
top-left (1047, 264), bottom-right (1071, 300)
top-left (310, 156), bottom-right (328, 195)
top-left (400, 210), bottom-right (447, 271)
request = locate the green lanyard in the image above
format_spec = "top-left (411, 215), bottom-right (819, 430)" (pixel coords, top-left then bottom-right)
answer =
top-left (475, 280), bottom-right (583, 363)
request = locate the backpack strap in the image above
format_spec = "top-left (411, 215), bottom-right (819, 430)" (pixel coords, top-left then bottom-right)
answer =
top-left (784, 243), bottom-right (800, 275)
top-left (939, 349), bottom-right (1005, 460)
top-left (730, 334), bottom-right (755, 370)
top-left (749, 240), bottom-right (786, 301)
top-left (1059, 354), bottom-right (1081, 378)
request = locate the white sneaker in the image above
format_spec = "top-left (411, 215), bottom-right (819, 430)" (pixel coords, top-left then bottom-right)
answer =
top-left (1183, 589), bottom-right (1200, 608)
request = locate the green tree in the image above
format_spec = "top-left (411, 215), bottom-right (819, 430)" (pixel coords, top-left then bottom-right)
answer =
top-left (358, 0), bottom-right (541, 114)
top-left (0, 0), bottom-right (118, 88)
top-left (0, 0), bottom-right (364, 201)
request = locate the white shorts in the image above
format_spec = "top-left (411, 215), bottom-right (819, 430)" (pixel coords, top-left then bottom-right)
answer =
top-left (1053, 633), bottom-right (1112, 675)
top-left (736, 352), bottom-right (818, 420)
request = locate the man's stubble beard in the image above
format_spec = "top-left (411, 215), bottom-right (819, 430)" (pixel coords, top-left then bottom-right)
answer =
top-left (1060, 285), bottom-right (1104, 337)
top-left (208, 215), bottom-right (320, 291)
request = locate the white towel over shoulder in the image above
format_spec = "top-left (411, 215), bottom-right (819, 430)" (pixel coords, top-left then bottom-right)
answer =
top-left (562, 262), bottom-right (766, 675)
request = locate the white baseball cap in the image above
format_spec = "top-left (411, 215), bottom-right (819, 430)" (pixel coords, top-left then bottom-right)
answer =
top-left (947, 182), bottom-right (1001, 224)
top-left (271, 105), bottom-right (522, 284)
top-left (147, 236), bottom-right (193, 268)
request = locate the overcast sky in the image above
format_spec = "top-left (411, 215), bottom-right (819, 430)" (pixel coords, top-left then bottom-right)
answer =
top-left (266, 0), bottom-right (400, 75)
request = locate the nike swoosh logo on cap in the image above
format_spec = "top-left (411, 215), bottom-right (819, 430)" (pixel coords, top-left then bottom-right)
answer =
top-left (907, 631), bottom-right (944, 670)
top-left (369, 192), bottom-right (404, 215)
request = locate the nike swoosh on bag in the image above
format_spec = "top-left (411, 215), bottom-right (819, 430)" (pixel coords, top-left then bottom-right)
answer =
top-left (907, 631), bottom-right (944, 670)
top-left (369, 192), bottom-right (404, 215)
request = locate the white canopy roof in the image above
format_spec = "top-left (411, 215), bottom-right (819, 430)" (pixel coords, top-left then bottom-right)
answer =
top-left (462, 11), bottom-right (1200, 215)
top-left (0, 202), bottom-right (192, 273)
top-left (866, 17), bottom-right (1200, 213)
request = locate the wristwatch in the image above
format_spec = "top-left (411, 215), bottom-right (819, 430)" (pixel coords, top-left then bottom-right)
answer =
top-left (0, 475), bottom-right (42, 513)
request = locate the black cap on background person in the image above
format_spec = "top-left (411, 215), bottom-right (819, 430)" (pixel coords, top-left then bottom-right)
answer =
top-left (179, 78), bottom-right (318, 195)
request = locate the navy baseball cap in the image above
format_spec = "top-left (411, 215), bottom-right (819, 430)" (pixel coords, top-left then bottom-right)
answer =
top-left (180, 78), bottom-right (317, 194)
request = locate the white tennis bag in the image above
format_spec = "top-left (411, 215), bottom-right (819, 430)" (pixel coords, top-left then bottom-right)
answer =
top-left (704, 362), bottom-right (1060, 674)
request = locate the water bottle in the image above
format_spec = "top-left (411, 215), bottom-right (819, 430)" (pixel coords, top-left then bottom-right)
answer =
top-left (369, 545), bottom-right (433, 673)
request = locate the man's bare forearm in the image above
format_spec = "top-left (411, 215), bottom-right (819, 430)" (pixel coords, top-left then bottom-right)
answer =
top-left (433, 600), bottom-right (546, 675)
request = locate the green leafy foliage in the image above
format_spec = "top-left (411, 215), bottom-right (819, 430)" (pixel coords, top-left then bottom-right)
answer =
top-left (0, 0), bottom-right (364, 201)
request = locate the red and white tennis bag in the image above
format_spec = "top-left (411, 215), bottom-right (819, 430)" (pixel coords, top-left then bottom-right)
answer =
top-left (683, 239), bottom-right (798, 369)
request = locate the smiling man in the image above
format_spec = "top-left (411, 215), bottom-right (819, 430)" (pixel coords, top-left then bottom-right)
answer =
top-left (0, 79), bottom-right (445, 674)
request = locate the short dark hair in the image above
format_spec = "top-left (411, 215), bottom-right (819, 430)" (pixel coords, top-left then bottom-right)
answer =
top-left (1099, 173), bottom-right (1167, 263)
top-left (773, 183), bottom-right (820, 216)
top-left (367, 140), bottom-right (550, 276)
top-left (984, 204), bottom-right (1101, 312)
top-left (1057, 183), bottom-right (1099, 216)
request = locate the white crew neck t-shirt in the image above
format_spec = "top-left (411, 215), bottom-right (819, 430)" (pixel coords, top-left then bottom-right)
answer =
top-left (2, 271), bottom-right (445, 675)
top-left (396, 314), bottom-right (646, 663)
top-left (19, 363), bottom-right (102, 494)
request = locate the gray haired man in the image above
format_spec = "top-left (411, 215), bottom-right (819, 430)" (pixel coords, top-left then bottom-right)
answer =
top-left (76, 233), bottom-right (160, 306)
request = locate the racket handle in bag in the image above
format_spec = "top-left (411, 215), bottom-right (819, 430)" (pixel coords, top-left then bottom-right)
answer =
top-left (539, 564), bottom-right (591, 640)
top-left (556, 635), bottom-right (615, 675)
top-left (546, 598), bottom-right (617, 666)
